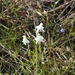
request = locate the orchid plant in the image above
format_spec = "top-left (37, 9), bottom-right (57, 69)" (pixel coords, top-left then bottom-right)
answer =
top-left (35, 22), bottom-right (45, 33)
top-left (35, 33), bottom-right (44, 44)
top-left (22, 22), bottom-right (45, 75)
top-left (22, 35), bottom-right (30, 45)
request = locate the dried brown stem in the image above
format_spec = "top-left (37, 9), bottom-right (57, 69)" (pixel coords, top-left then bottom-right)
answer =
top-left (48, 0), bottom-right (75, 12)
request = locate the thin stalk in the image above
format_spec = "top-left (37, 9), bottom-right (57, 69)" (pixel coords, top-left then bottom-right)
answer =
top-left (39, 43), bottom-right (41, 53)
top-left (35, 45), bottom-right (38, 75)
top-left (28, 44), bottom-right (30, 56)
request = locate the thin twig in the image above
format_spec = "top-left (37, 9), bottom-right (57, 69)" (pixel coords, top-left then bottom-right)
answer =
top-left (48, 0), bottom-right (75, 13)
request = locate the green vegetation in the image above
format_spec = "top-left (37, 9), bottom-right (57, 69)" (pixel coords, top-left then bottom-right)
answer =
top-left (0, 0), bottom-right (75, 75)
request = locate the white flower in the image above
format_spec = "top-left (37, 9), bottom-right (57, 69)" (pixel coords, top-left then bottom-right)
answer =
top-left (35, 23), bottom-right (45, 32)
top-left (41, 62), bottom-right (45, 64)
top-left (35, 33), bottom-right (44, 44)
top-left (22, 35), bottom-right (30, 45)
top-left (43, 10), bottom-right (47, 15)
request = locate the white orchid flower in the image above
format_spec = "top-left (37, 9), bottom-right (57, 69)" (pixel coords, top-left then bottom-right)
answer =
top-left (22, 35), bottom-right (30, 45)
top-left (35, 33), bottom-right (44, 44)
top-left (35, 23), bottom-right (45, 32)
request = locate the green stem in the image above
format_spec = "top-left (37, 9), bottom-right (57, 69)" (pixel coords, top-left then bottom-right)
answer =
top-left (39, 43), bottom-right (41, 53)
top-left (28, 44), bottom-right (30, 56)
top-left (35, 45), bottom-right (38, 75)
